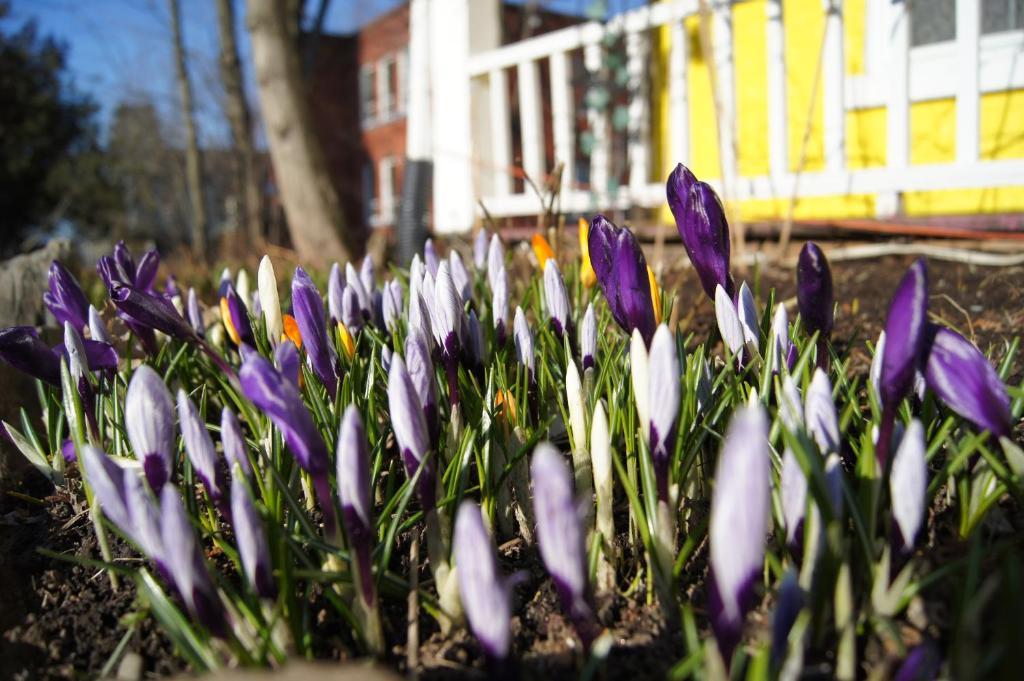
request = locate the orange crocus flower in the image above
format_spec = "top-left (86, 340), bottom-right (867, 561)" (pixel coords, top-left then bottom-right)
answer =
top-left (647, 266), bottom-right (662, 324)
top-left (282, 314), bottom-right (302, 348)
top-left (531, 233), bottom-right (554, 268)
top-left (579, 218), bottom-right (596, 288)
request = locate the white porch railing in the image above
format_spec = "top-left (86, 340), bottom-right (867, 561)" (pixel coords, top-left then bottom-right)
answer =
top-left (427, 0), bottom-right (1024, 233)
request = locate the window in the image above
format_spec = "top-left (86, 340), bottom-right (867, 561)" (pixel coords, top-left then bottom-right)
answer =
top-left (983, 0), bottom-right (1024, 33)
top-left (376, 57), bottom-right (393, 121)
top-left (378, 157), bottom-right (398, 224)
top-left (396, 49), bottom-right (409, 113)
top-left (359, 65), bottom-right (376, 125)
top-left (363, 163), bottom-right (376, 224)
top-left (912, 0), bottom-right (1024, 46)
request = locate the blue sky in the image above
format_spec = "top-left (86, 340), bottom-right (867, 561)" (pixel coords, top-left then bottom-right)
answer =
top-left (5, 0), bottom-right (640, 146)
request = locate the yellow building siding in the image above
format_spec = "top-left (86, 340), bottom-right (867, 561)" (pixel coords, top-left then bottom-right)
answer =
top-left (649, 0), bottom-right (1023, 222)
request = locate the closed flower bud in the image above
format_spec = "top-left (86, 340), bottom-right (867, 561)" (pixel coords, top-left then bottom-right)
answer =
top-left (44, 260), bottom-right (90, 332)
top-left (126, 365), bottom-right (176, 492)
top-left (565, 357), bottom-right (587, 455)
top-left (714, 284), bottom-right (745, 356)
top-left (709, 403), bottom-right (771, 659)
top-left (580, 302), bottom-right (597, 371)
top-left (186, 288), bottom-right (205, 337)
top-left (667, 169), bottom-right (734, 301)
top-left (405, 327), bottom-right (439, 443)
top-left (424, 239), bottom-right (440, 276)
top-left (88, 305), bottom-right (112, 345)
top-left (454, 501), bottom-right (513, 658)
top-left (382, 280), bottom-right (403, 333)
top-left (449, 250), bottom-right (471, 304)
top-left (473, 229), bottom-right (489, 270)
top-left (796, 242), bottom-right (834, 339)
top-left (328, 262), bottom-right (345, 324)
top-left (231, 475), bottom-right (275, 598)
top-left (630, 329), bottom-right (650, 436)
top-left (588, 215), bottom-right (656, 345)
top-left (890, 419), bottom-right (927, 552)
top-left (487, 234), bottom-right (504, 292)
top-left (770, 303), bottom-right (790, 374)
top-left (258, 256), bottom-right (283, 344)
top-left (176, 390), bottom-right (227, 512)
top-left (346, 262), bottom-right (370, 320)
top-left (387, 355), bottom-right (435, 510)
top-left (737, 281), bottom-right (760, 350)
top-left (433, 261), bottom-right (462, 360)
top-left (220, 283), bottom-right (254, 347)
top-left (337, 406), bottom-right (375, 606)
top-left (292, 267), bottom-right (339, 399)
top-left (491, 264), bottom-right (509, 345)
top-left (220, 407), bottom-right (251, 479)
top-left (111, 283), bottom-right (195, 342)
top-left (273, 339), bottom-right (301, 387)
top-left (513, 306), bottom-right (534, 376)
top-left (647, 324), bottom-right (680, 500)
top-left (879, 259), bottom-right (928, 408)
top-left (805, 369), bottom-right (839, 453)
top-left (360, 255), bottom-right (375, 293)
top-left (543, 260), bottom-right (570, 339)
top-left (780, 447), bottom-right (806, 546)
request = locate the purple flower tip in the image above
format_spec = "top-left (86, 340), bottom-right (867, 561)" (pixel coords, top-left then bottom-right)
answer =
top-left (454, 501), bottom-right (513, 658)
top-left (879, 259), bottom-right (929, 408)
top-left (796, 242), bottom-right (834, 339)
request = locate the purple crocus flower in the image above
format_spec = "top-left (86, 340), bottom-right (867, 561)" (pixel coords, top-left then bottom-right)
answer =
top-left (341, 285), bottom-right (363, 333)
top-left (581, 302), bottom-right (596, 371)
top-left (221, 407), bottom-right (252, 479)
top-left (160, 484), bottom-right (227, 635)
top-left (424, 238), bottom-right (440, 277)
top-left (796, 242), bottom-right (834, 340)
top-left (218, 267), bottom-right (232, 299)
top-left (176, 390), bottom-right (228, 515)
top-left (360, 255), bottom-right (375, 294)
top-left (513, 306), bottom-right (534, 377)
top-left (491, 263), bottom-right (509, 346)
top-left (647, 324), bottom-right (679, 501)
top-left (291, 267), bottom-right (339, 399)
top-left (769, 303), bottom-right (791, 375)
top-left (80, 445), bottom-right (134, 539)
top-left (405, 327), bottom-right (439, 446)
top-left (336, 406), bottom-right (375, 607)
top-left (473, 229), bottom-right (489, 270)
top-left (0, 326), bottom-right (62, 386)
top-left (770, 572), bottom-right (805, 664)
top-left (44, 260), bottom-right (90, 332)
top-left (273, 340), bottom-right (301, 387)
top-left (450, 250), bottom-right (471, 304)
top-left (222, 283), bottom-right (255, 347)
top-left (531, 442), bottom-right (597, 644)
top-left (186, 288), bottom-right (204, 337)
top-left (922, 325), bottom-right (1012, 438)
top-left (890, 419), bottom-right (927, 553)
top-left (432, 261), bottom-right (462, 360)
top-left (780, 447), bottom-right (806, 547)
top-left (715, 285), bottom-right (746, 356)
top-left (88, 305), bottom-right (111, 345)
top-left (709, 403), bottom-right (770, 660)
top-left (230, 474), bottom-right (275, 598)
top-left (387, 355), bottom-right (435, 510)
top-left (894, 642), bottom-right (940, 681)
top-left (111, 283), bottom-right (195, 342)
top-left (486, 234), bottom-right (504, 292)
top-left (239, 353), bottom-right (328, 477)
top-left (135, 250), bottom-right (160, 291)
top-left (805, 369), bottom-right (839, 454)
top-left (345, 262), bottom-right (370, 320)
top-left (543, 260), bottom-right (570, 340)
top-left (466, 309), bottom-right (484, 370)
top-left (165, 275), bottom-right (181, 299)
top-left (328, 263), bottom-right (345, 324)
top-left (587, 215), bottom-right (656, 345)
top-left (125, 365), bottom-right (176, 492)
top-left (114, 241), bottom-right (136, 284)
top-left (667, 167), bottom-right (735, 301)
top-left (382, 280), bottom-right (403, 333)
top-left (454, 500), bottom-right (513, 659)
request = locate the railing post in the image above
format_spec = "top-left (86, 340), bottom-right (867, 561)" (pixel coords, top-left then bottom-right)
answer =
top-left (626, 27), bottom-right (651, 197)
top-left (549, 51), bottom-right (575, 196)
top-left (584, 41), bottom-right (611, 206)
top-left (766, 0), bottom-right (788, 178)
top-left (956, 0), bottom-right (980, 163)
top-left (668, 19), bottom-right (689, 169)
top-left (880, 0), bottom-right (909, 217)
top-left (517, 59), bottom-right (546, 190)
top-left (711, 1), bottom-right (737, 189)
top-left (822, 0), bottom-right (846, 173)
top-left (487, 68), bottom-right (513, 196)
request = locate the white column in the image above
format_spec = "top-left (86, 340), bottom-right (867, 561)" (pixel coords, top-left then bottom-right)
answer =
top-left (668, 20), bottom-right (690, 168)
top-left (406, 0), bottom-right (432, 159)
top-left (955, 0), bottom-right (980, 163)
top-left (766, 0), bottom-right (789, 178)
top-left (881, 0), bottom-right (909, 216)
top-left (822, 0), bottom-right (845, 173)
top-left (549, 51), bottom-right (575, 195)
top-left (488, 68), bottom-right (513, 196)
top-left (584, 41), bottom-right (610, 203)
top-left (376, 57), bottom-right (392, 122)
top-left (626, 29), bottom-right (650, 196)
top-left (517, 59), bottom-right (546, 187)
top-left (711, 1), bottom-right (737, 187)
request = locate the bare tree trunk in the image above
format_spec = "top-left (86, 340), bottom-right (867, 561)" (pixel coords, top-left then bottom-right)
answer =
top-left (168, 0), bottom-right (209, 258)
top-left (246, 0), bottom-right (353, 266)
top-left (217, 0), bottom-right (262, 246)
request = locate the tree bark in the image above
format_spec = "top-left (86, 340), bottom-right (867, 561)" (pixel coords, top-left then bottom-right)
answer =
top-left (168, 0), bottom-right (209, 258)
top-left (216, 0), bottom-right (262, 246)
top-left (246, 0), bottom-right (353, 266)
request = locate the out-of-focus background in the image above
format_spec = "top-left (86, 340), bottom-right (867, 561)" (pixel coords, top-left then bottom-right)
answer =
top-left (1, 0), bottom-right (1022, 279)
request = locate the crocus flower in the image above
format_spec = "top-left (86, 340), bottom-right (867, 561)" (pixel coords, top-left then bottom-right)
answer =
top-left (345, 262), bottom-right (370, 320)
top-left (340, 285), bottom-right (363, 334)
top-left (513, 306), bottom-right (534, 376)
top-left (135, 249), bottom-right (160, 291)
top-left (894, 642), bottom-right (940, 681)
top-left (580, 302), bottom-right (596, 371)
top-left (715, 285), bottom-right (745, 356)
top-left (292, 267), bottom-right (339, 399)
top-left (879, 259), bottom-right (929, 408)
top-left (492, 263), bottom-right (509, 346)
top-left (177, 390), bottom-right (227, 514)
top-left (450, 250), bottom-right (471, 304)
top-left (709, 403), bottom-right (770, 660)
top-left (0, 326), bottom-right (62, 386)
top-left (165, 275), bottom-right (181, 299)
top-left (587, 215), bottom-right (656, 345)
top-left (532, 442), bottom-right (597, 643)
top-left (454, 500), bottom-right (513, 659)
top-left (360, 255), bottom-right (375, 293)
top-left (387, 355), bottom-right (435, 511)
top-left (531, 233), bottom-right (554, 268)
top-left (111, 283), bottom-right (196, 342)
top-left (487, 234), bottom-right (504, 292)
top-left (44, 260), bottom-right (90, 332)
top-left (405, 327), bottom-right (439, 446)
top-left (578, 217), bottom-right (597, 288)
top-left (80, 445), bottom-right (133, 540)
top-left (88, 305), bottom-right (111, 345)
top-left (220, 283), bottom-right (254, 347)
top-left (890, 419), bottom-right (927, 553)
top-left (230, 474), bottom-right (275, 598)
top-left (770, 572), bottom-right (805, 665)
top-left (805, 369), bottom-right (839, 453)
top-left (647, 324), bottom-right (680, 501)
top-left (473, 229), bottom-right (489, 270)
top-left (630, 329), bottom-right (650, 435)
top-left (336, 406), bottom-right (376, 608)
top-left (737, 282), bottom-right (760, 350)
top-left (258, 255), bottom-right (284, 344)
top-left (769, 303), bottom-right (791, 374)
top-left (466, 309), bottom-right (484, 370)
top-left (186, 288), bottom-right (205, 337)
top-left (381, 280), bottom-right (403, 333)
top-left (160, 484), bottom-right (227, 635)
top-left (125, 365), bottom-right (176, 492)
top-left (667, 166), bottom-right (734, 300)
top-left (432, 262), bottom-right (462, 359)
top-left (922, 325), bottom-right (1012, 438)
top-left (64, 321), bottom-right (92, 404)
top-left (796, 242), bottom-right (834, 339)
top-left (780, 447), bottom-right (806, 546)
top-left (565, 357), bottom-right (587, 456)
top-left (235, 269), bottom-right (251, 304)
top-left (115, 241), bottom-right (136, 283)
top-left (543, 260), bottom-right (570, 339)
top-left (590, 401), bottom-right (614, 555)
top-left (221, 407), bottom-right (251, 479)
top-left (218, 267), bottom-right (232, 299)
top-left (240, 353), bottom-right (328, 477)
top-left (424, 238), bottom-right (440, 276)
top-left (274, 339), bottom-right (301, 387)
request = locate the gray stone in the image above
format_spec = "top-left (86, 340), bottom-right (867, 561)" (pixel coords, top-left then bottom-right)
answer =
top-left (0, 238), bottom-right (72, 328)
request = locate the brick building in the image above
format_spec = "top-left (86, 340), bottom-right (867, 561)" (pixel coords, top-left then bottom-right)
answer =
top-left (306, 2), bottom-right (582, 240)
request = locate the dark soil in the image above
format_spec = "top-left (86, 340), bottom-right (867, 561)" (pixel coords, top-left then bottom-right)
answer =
top-left (1, 251), bottom-right (1022, 679)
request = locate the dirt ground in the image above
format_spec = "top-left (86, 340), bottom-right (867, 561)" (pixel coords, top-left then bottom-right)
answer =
top-left (1, 251), bottom-right (1022, 679)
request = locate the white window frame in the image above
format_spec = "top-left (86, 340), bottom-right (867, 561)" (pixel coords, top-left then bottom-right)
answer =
top-left (377, 56), bottom-right (393, 122)
top-left (359, 64), bottom-right (376, 126)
